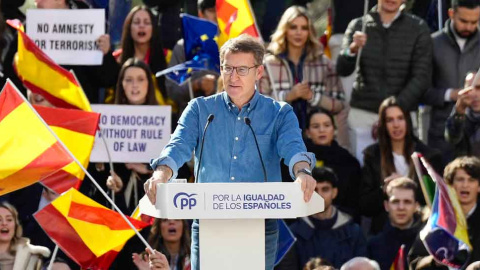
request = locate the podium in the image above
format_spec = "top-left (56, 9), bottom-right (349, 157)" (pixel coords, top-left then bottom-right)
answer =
top-left (139, 182), bottom-right (324, 270)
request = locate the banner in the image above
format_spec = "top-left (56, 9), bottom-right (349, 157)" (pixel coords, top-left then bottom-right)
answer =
top-left (89, 105), bottom-right (171, 163)
top-left (26, 9), bottom-right (105, 65)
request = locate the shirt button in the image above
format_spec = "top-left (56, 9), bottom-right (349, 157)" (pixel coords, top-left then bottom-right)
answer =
top-left (237, 117), bottom-right (241, 120)
top-left (235, 137), bottom-right (239, 141)
top-left (231, 177), bottom-right (235, 181)
top-left (234, 156), bottom-right (237, 159)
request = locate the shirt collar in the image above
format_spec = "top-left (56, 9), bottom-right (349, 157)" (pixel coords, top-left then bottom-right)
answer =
top-left (467, 203), bottom-right (477, 218)
top-left (382, 9), bottom-right (402, 28)
top-left (222, 89), bottom-right (260, 112)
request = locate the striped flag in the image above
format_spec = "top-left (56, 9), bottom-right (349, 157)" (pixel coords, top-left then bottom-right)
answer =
top-left (418, 154), bottom-right (472, 269)
top-left (412, 153), bottom-right (436, 207)
top-left (7, 19), bottom-right (91, 111)
top-left (216, 0), bottom-right (260, 47)
top-left (34, 106), bottom-right (100, 194)
top-left (390, 245), bottom-right (405, 270)
top-left (0, 80), bottom-right (74, 195)
top-left (34, 188), bottom-right (149, 269)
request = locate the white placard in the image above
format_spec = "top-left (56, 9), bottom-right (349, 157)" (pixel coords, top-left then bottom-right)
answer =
top-left (89, 104), bottom-right (171, 163)
top-left (26, 9), bottom-right (105, 65)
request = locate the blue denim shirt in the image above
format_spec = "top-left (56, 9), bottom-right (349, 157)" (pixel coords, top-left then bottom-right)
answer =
top-left (150, 90), bottom-right (315, 182)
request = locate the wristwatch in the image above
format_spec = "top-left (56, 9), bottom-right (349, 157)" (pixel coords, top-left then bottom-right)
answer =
top-left (296, 168), bottom-right (312, 177)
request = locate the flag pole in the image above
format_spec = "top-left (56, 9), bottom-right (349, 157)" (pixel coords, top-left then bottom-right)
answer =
top-left (98, 127), bottom-right (117, 209)
top-left (354, 0), bottom-right (369, 74)
top-left (437, 0), bottom-right (443, 30)
top-left (245, 0), bottom-right (280, 100)
top-left (47, 245), bottom-right (59, 270)
top-left (7, 79), bottom-right (154, 252)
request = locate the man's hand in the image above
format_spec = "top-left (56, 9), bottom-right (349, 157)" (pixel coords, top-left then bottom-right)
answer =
top-left (295, 174), bottom-right (317, 202)
top-left (146, 249), bottom-right (170, 270)
top-left (350, 31), bottom-right (367, 54)
top-left (456, 86), bottom-right (473, 115)
top-left (293, 161), bottom-right (316, 202)
top-left (144, 165), bottom-right (172, 204)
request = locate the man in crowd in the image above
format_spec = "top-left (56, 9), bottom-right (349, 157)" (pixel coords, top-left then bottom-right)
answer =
top-left (166, 0), bottom-right (219, 114)
top-left (145, 34), bottom-right (316, 270)
top-left (336, 0), bottom-right (432, 159)
top-left (408, 156), bottom-right (480, 268)
top-left (446, 69), bottom-right (480, 156)
top-left (277, 167), bottom-right (366, 270)
top-left (367, 177), bottom-right (422, 270)
top-left (425, 0), bottom-right (480, 163)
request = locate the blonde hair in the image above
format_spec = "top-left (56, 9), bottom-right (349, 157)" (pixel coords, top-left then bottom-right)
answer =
top-left (268, 6), bottom-right (322, 59)
top-left (0, 202), bottom-right (23, 254)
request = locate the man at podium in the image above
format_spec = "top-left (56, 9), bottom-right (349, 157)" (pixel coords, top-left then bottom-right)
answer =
top-left (145, 34), bottom-right (317, 270)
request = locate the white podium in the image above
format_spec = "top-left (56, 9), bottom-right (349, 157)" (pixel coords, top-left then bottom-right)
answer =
top-left (139, 182), bottom-right (324, 270)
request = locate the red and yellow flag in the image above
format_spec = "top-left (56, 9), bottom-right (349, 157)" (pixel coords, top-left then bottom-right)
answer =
top-left (7, 19), bottom-right (91, 111)
top-left (216, 0), bottom-right (260, 47)
top-left (34, 106), bottom-right (99, 194)
top-left (319, 8), bottom-right (332, 59)
top-left (390, 245), bottom-right (405, 270)
top-left (34, 188), bottom-right (149, 269)
top-left (0, 80), bottom-right (74, 195)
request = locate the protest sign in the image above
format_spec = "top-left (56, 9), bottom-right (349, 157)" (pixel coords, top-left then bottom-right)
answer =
top-left (90, 105), bottom-right (171, 163)
top-left (26, 9), bottom-right (105, 65)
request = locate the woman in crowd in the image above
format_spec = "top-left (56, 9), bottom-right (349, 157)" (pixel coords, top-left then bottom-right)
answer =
top-left (141, 219), bottom-right (190, 270)
top-left (259, 6), bottom-right (345, 132)
top-left (104, 58), bottom-right (156, 214)
top-left (304, 109), bottom-right (361, 218)
top-left (115, 219), bottom-right (190, 270)
top-left (0, 202), bottom-right (50, 270)
top-left (114, 5), bottom-right (173, 109)
top-left (360, 97), bottom-right (443, 235)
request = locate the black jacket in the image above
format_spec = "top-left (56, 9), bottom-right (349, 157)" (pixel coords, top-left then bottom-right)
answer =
top-left (306, 139), bottom-right (362, 218)
top-left (368, 215), bottom-right (423, 270)
top-left (360, 140), bottom-right (443, 235)
top-left (337, 7), bottom-right (432, 112)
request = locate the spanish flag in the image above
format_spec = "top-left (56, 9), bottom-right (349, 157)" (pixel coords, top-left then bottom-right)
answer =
top-left (216, 0), bottom-right (260, 47)
top-left (7, 19), bottom-right (91, 111)
top-left (34, 188), bottom-right (149, 268)
top-left (0, 80), bottom-right (74, 195)
top-left (35, 106), bottom-right (99, 194)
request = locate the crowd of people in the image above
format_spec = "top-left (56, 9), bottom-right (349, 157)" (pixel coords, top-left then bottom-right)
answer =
top-left (0, 0), bottom-right (480, 269)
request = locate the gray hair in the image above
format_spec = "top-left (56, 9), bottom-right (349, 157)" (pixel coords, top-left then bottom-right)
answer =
top-left (340, 257), bottom-right (380, 270)
top-left (219, 34), bottom-right (265, 66)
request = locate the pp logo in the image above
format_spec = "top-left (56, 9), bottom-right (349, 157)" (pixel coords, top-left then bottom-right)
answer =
top-left (173, 192), bottom-right (197, 210)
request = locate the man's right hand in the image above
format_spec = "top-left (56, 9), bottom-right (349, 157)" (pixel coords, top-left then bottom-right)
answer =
top-left (144, 165), bottom-right (173, 204)
top-left (456, 86), bottom-right (473, 115)
top-left (350, 31), bottom-right (367, 54)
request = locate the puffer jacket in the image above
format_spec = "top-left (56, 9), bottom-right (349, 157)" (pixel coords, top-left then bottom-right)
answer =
top-left (336, 6), bottom-right (432, 112)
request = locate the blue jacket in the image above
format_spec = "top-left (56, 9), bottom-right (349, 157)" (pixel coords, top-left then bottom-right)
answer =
top-left (367, 216), bottom-right (423, 270)
top-left (278, 207), bottom-right (367, 269)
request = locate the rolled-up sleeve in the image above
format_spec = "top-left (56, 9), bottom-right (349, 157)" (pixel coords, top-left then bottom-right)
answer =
top-left (275, 103), bottom-right (316, 179)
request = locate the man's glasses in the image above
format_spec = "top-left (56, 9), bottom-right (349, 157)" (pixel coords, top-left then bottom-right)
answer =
top-left (221, 65), bottom-right (259, 76)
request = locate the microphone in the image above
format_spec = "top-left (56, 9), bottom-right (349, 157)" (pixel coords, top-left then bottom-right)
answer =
top-left (195, 114), bottom-right (214, 183)
top-left (244, 117), bottom-right (268, 182)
